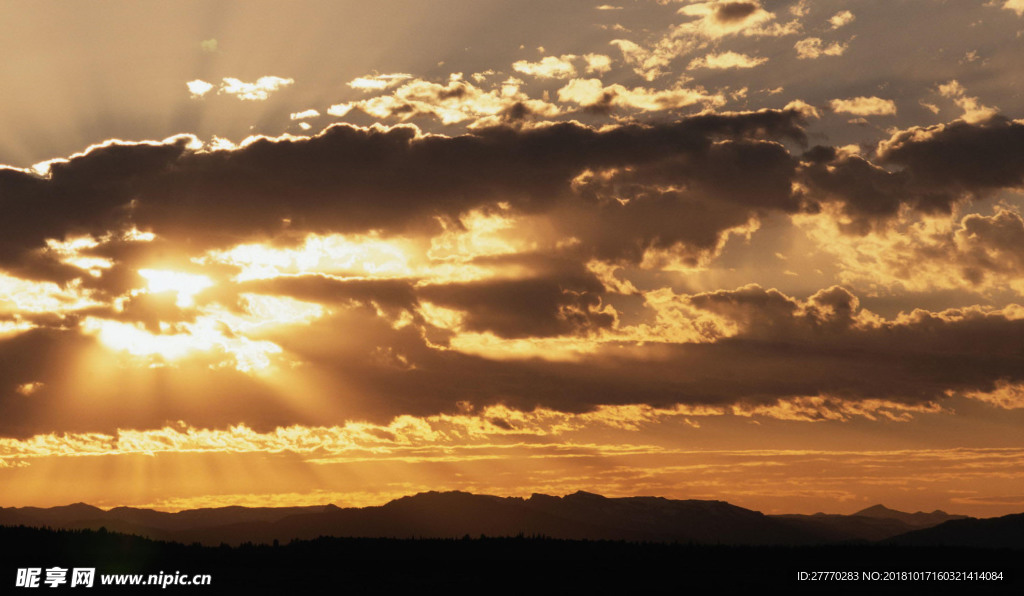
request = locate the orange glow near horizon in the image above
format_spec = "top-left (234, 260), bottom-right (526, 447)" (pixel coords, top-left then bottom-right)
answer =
top-left (2, 429), bottom-right (1023, 518)
top-left (1, 392), bottom-right (1023, 517)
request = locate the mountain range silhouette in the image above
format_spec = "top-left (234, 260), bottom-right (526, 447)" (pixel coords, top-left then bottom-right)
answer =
top-left (5, 490), bottom-right (1009, 547)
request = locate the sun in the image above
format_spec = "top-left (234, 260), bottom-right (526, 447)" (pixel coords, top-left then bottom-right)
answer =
top-left (81, 265), bottom-right (327, 372)
top-left (138, 269), bottom-right (214, 307)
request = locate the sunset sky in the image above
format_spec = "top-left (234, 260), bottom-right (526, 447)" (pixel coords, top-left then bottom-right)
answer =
top-left (2, 0), bottom-right (1024, 517)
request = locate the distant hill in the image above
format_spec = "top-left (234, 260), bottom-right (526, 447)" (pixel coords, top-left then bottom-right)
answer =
top-left (887, 512), bottom-right (1024, 548)
top-left (772, 512), bottom-right (922, 542)
top-left (772, 504), bottom-right (967, 542)
top-left (853, 504), bottom-right (967, 527)
top-left (0, 492), bottom-right (1005, 548)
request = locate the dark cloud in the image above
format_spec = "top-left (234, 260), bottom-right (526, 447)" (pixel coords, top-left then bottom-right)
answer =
top-left (236, 276), bottom-right (419, 311)
top-left (231, 264), bottom-right (613, 340)
top-left (558, 189), bottom-right (760, 265)
top-left (799, 152), bottom-right (911, 227)
top-left (575, 140), bottom-right (799, 210)
top-left (689, 284), bottom-right (860, 339)
top-left (561, 139), bottom-right (801, 262)
top-left (311, 283), bottom-right (1024, 418)
top-left (0, 111), bottom-right (809, 277)
top-left (879, 117), bottom-right (1024, 196)
top-left (802, 117), bottom-right (1024, 230)
top-left (956, 208), bottom-right (1024, 283)
top-left (714, 2), bottom-right (759, 23)
top-left (418, 274), bottom-right (614, 339)
top-left (674, 285), bottom-right (1023, 407)
top-left (0, 141), bottom-right (191, 264)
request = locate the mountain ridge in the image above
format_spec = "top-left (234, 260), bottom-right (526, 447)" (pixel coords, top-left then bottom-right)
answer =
top-left (852, 503), bottom-right (966, 527)
top-left (0, 491), bottom-right (1005, 548)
